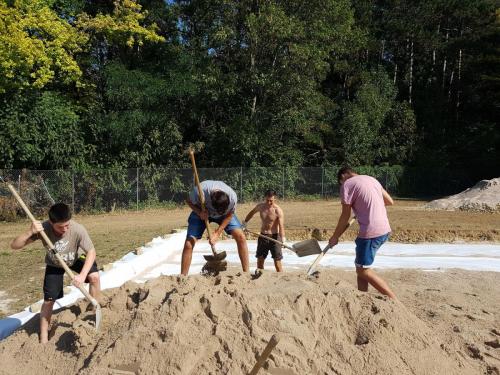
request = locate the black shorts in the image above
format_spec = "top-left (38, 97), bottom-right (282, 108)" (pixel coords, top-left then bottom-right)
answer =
top-left (43, 258), bottom-right (99, 301)
top-left (256, 233), bottom-right (283, 260)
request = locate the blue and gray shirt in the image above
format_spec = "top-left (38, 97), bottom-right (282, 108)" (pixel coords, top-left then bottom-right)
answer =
top-left (189, 180), bottom-right (238, 219)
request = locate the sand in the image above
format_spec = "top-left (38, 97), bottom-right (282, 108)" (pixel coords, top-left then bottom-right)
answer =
top-left (426, 178), bottom-right (500, 212)
top-left (0, 268), bottom-right (498, 375)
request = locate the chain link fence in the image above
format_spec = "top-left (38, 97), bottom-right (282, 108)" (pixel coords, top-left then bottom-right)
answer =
top-left (0, 166), bottom-right (473, 219)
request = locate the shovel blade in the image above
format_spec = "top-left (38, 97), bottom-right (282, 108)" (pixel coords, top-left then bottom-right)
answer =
top-left (94, 304), bottom-right (102, 330)
top-left (292, 239), bottom-right (322, 257)
top-left (203, 251), bottom-right (227, 261)
top-left (202, 260), bottom-right (227, 274)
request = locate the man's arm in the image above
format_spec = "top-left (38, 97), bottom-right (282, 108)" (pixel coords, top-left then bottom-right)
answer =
top-left (243, 205), bottom-right (260, 224)
top-left (277, 207), bottom-right (286, 241)
top-left (10, 221), bottom-right (43, 250)
top-left (186, 197), bottom-right (208, 221)
top-left (209, 212), bottom-right (234, 245)
top-left (382, 188), bottom-right (394, 206)
top-left (72, 248), bottom-right (96, 287)
top-left (328, 203), bottom-right (352, 247)
top-left (216, 212), bottom-right (233, 234)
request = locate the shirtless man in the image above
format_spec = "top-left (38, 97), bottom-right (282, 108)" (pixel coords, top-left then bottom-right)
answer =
top-left (243, 190), bottom-right (286, 272)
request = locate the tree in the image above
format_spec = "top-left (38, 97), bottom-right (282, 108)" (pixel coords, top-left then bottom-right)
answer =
top-left (176, 0), bottom-right (355, 167)
top-left (0, 0), bottom-right (87, 93)
top-left (339, 68), bottom-right (396, 165)
top-left (0, 92), bottom-right (88, 169)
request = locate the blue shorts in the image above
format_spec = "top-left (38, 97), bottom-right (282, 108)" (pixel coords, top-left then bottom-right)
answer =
top-left (354, 233), bottom-right (390, 268)
top-left (186, 211), bottom-right (243, 240)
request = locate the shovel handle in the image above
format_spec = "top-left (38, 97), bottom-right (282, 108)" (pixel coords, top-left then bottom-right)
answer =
top-left (244, 229), bottom-right (294, 251)
top-left (189, 150), bottom-right (217, 256)
top-left (6, 183), bottom-right (98, 308)
top-left (248, 334), bottom-right (280, 375)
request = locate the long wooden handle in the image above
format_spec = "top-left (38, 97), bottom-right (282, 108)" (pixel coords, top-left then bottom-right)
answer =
top-left (189, 150), bottom-right (205, 208)
top-left (306, 245), bottom-right (330, 276)
top-left (244, 229), bottom-right (294, 251)
top-left (6, 183), bottom-right (98, 307)
top-left (248, 334), bottom-right (280, 375)
top-left (306, 217), bottom-right (356, 276)
top-left (189, 150), bottom-right (217, 256)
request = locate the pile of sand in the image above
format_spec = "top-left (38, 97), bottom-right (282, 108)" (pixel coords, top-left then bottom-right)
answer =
top-left (1, 268), bottom-right (498, 375)
top-left (426, 178), bottom-right (500, 212)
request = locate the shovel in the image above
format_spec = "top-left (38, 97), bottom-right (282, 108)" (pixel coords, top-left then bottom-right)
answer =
top-left (306, 217), bottom-right (356, 276)
top-left (1, 177), bottom-right (102, 330)
top-left (245, 229), bottom-right (321, 257)
top-left (188, 150), bottom-right (227, 262)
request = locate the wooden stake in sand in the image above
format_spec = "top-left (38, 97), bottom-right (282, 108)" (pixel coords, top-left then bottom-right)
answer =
top-left (248, 334), bottom-right (280, 375)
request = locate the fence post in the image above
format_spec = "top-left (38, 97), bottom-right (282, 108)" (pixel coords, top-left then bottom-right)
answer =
top-left (71, 173), bottom-right (75, 212)
top-left (282, 166), bottom-right (285, 200)
top-left (135, 167), bottom-right (139, 211)
top-left (136, 167), bottom-right (139, 211)
top-left (321, 166), bottom-right (324, 198)
top-left (240, 166), bottom-right (243, 203)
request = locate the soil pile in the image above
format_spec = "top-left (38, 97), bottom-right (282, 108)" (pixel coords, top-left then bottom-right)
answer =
top-left (0, 269), bottom-right (496, 375)
top-left (426, 178), bottom-right (500, 212)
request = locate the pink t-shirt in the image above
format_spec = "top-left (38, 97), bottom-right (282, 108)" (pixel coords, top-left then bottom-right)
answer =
top-left (340, 175), bottom-right (391, 239)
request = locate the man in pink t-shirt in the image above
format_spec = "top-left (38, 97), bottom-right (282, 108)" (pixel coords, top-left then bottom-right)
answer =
top-left (328, 167), bottom-right (396, 299)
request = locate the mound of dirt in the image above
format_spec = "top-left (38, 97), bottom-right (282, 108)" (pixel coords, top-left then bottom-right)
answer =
top-left (426, 178), bottom-right (500, 212)
top-left (0, 269), bottom-right (491, 375)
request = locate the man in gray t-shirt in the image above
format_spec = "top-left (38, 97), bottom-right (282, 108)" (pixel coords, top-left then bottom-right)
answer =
top-left (11, 203), bottom-right (101, 344)
top-left (189, 180), bottom-right (238, 219)
top-left (33, 220), bottom-right (95, 268)
top-left (182, 180), bottom-right (249, 275)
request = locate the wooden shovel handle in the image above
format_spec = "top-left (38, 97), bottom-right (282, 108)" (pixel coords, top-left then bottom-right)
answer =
top-left (189, 149), bottom-right (205, 208)
top-left (248, 334), bottom-right (280, 375)
top-left (6, 183), bottom-right (98, 307)
top-left (306, 217), bottom-right (356, 276)
top-left (244, 229), bottom-right (294, 251)
top-left (189, 150), bottom-right (217, 256)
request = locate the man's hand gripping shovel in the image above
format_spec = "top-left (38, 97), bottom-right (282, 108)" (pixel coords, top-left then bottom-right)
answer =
top-left (1, 177), bottom-right (102, 330)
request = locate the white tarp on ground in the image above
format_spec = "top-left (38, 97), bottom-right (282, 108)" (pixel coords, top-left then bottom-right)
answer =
top-left (1, 230), bottom-right (500, 340)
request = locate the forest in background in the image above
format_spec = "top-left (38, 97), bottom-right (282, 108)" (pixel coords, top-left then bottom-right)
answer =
top-left (1, 0), bottom-right (499, 196)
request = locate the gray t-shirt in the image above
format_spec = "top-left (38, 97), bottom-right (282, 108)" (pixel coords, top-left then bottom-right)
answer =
top-left (31, 220), bottom-right (94, 267)
top-left (189, 180), bottom-right (237, 218)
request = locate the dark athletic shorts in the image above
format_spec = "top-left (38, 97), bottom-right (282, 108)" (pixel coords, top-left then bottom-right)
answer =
top-left (256, 233), bottom-right (283, 260)
top-left (43, 258), bottom-right (99, 301)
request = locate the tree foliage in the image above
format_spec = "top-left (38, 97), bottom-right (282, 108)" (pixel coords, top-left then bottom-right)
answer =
top-left (0, 0), bottom-right (87, 92)
top-left (0, 0), bottom-right (498, 195)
